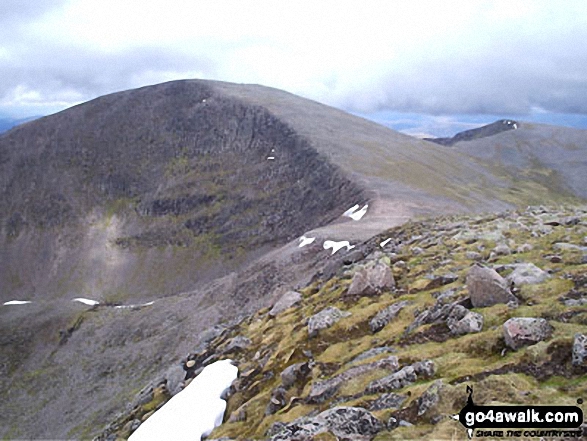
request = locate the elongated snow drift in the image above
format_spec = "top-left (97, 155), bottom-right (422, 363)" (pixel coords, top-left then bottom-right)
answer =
top-left (129, 359), bottom-right (238, 441)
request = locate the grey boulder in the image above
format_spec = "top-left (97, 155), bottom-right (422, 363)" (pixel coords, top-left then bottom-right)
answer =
top-left (503, 317), bottom-right (553, 350)
top-left (269, 290), bottom-right (302, 316)
top-left (308, 306), bottom-right (351, 337)
top-left (467, 264), bottom-right (516, 308)
top-left (446, 305), bottom-right (483, 335)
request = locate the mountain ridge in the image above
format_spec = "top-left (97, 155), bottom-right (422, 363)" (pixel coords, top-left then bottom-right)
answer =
top-left (1, 79), bottom-right (587, 439)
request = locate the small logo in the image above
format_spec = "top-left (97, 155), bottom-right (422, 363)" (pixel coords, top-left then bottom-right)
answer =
top-left (453, 386), bottom-right (583, 439)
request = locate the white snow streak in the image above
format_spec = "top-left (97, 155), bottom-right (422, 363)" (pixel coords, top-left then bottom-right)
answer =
top-left (129, 359), bottom-right (238, 441)
top-left (3, 300), bottom-right (32, 305)
top-left (72, 298), bottom-right (100, 306)
top-left (323, 240), bottom-right (355, 255)
top-left (342, 204), bottom-right (368, 221)
top-left (380, 238), bottom-right (392, 247)
top-left (298, 235), bottom-right (316, 248)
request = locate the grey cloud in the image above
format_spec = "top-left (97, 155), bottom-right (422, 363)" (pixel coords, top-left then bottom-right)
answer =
top-left (342, 30), bottom-right (587, 117)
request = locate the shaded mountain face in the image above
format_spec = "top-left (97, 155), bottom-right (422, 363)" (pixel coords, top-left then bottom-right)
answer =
top-left (0, 81), bottom-right (363, 303)
top-left (425, 119), bottom-right (519, 146)
top-left (1, 80), bottom-right (587, 440)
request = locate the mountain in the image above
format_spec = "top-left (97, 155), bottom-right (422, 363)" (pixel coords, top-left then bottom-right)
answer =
top-left (1, 80), bottom-right (586, 439)
top-left (425, 119), bottom-right (519, 146)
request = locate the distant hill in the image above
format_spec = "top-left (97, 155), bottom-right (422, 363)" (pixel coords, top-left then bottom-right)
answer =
top-left (0, 115), bottom-right (39, 133)
top-left (1, 80), bottom-right (586, 440)
top-left (425, 119), bottom-right (519, 146)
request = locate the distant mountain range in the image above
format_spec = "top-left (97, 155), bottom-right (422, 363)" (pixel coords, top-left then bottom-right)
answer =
top-left (0, 80), bottom-right (586, 439)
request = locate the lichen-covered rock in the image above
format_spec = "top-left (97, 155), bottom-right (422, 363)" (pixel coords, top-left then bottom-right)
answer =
top-left (269, 290), bottom-right (302, 316)
top-left (367, 359), bottom-right (435, 394)
top-left (321, 407), bottom-right (383, 440)
top-left (347, 262), bottom-right (395, 297)
top-left (506, 263), bottom-right (550, 286)
top-left (269, 407), bottom-right (383, 441)
top-left (446, 305), bottom-right (483, 335)
top-left (367, 365), bottom-right (417, 393)
top-left (308, 356), bottom-right (399, 403)
top-left (503, 317), bottom-right (554, 350)
top-left (369, 393), bottom-right (406, 411)
top-left (308, 306), bottom-right (351, 337)
top-left (281, 362), bottom-right (311, 388)
top-left (417, 380), bottom-right (443, 417)
top-left (467, 264), bottom-right (516, 308)
top-left (572, 333), bottom-right (587, 366)
top-left (369, 300), bottom-right (410, 333)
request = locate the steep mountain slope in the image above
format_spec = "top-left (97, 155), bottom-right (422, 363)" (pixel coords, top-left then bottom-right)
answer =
top-left (101, 206), bottom-right (587, 440)
top-left (1, 80), bottom-right (587, 439)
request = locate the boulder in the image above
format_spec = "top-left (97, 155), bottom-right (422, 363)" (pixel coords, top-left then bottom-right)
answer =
top-left (446, 305), bottom-right (483, 335)
top-left (467, 264), bottom-right (516, 308)
top-left (269, 290), bottom-right (302, 316)
top-left (347, 262), bottom-right (395, 297)
top-left (493, 244), bottom-right (511, 256)
top-left (506, 263), bottom-right (550, 286)
top-left (369, 300), bottom-right (410, 333)
top-left (308, 307), bottom-right (351, 337)
top-left (503, 317), bottom-right (554, 350)
top-left (352, 346), bottom-right (396, 364)
top-left (572, 333), bottom-right (587, 367)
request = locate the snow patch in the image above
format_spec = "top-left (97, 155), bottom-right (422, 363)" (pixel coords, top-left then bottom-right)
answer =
top-left (380, 238), bottom-right (392, 248)
top-left (114, 301), bottom-right (155, 309)
top-left (129, 359), bottom-right (238, 441)
top-left (298, 235), bottom-right (316, 248)
top-left (342, 204), bottom-right (368, 221)
top-left (72, 298), bottom-right (100, 306)
top-left (267, 156), bottom-right (275, 160)
top-left (513, 123), bottom-right (517, 129)
top-left (323, 240), bottom-right (355, 255)
top-left (3, 300), bottom-right (32, 305)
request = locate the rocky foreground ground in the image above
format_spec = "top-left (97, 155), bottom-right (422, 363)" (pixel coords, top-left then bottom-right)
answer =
top-left (99, 205), bottom-right (587, 440)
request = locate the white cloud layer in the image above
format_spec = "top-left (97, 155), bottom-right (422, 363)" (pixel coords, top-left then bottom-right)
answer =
top-left (1, 0), bottom-right (587, 127)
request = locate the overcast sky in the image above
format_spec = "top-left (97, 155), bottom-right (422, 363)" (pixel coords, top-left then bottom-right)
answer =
top-left (1, 0), bottom-right (587, 136)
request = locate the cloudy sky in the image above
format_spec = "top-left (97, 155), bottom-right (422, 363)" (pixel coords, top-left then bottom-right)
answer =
top-left (1, 0), bottom-right (587, 136)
